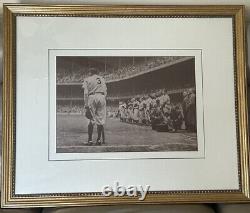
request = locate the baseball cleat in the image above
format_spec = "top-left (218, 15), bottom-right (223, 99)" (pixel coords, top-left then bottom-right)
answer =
top-left (87, 140), bottom-right (93, 145)
top-left (96, 140), bottom-right (102, 146)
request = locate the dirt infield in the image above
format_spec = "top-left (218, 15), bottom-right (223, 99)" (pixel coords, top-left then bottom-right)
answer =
top-left (56, 114), bottom-right (197, 153)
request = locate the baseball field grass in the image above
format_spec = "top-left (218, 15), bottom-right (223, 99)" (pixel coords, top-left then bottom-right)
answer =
top-left (56, 114), bottom-right (197, 153)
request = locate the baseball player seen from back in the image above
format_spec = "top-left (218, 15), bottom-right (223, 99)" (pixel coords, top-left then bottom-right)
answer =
top-left (82, 68), bottom-right (107, 146)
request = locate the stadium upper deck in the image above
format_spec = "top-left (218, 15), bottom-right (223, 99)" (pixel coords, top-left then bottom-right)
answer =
top-left (56, 56), bottom-right (192, 85)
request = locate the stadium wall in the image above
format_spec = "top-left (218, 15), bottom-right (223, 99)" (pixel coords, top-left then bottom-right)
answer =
top-left (56, 57), bottom-right (195, 108)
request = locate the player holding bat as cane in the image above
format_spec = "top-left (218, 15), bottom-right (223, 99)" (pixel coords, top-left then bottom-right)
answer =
top-left (82, 68), bottom-right (107, 146)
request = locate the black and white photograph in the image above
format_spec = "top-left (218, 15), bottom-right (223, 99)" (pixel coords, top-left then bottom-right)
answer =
top-left (56, 55), bottom-right (198, 153)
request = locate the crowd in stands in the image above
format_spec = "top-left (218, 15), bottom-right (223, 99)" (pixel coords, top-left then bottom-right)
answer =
top-left (57, 56), bottom-right (186, 84)
top-left (57, 67), bottom-right (88, 84)
top-left (117, 88), bottom-right (196, 132)
top-left (57, 104), bottom-right (83, 114)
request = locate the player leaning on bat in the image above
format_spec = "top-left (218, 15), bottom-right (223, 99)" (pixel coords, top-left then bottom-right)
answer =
top-left (82, 68), bottom-right (107, 146)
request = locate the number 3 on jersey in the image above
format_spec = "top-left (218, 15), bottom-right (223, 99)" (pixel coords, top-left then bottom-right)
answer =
top-left (96, 77), bottom-right (101, 84)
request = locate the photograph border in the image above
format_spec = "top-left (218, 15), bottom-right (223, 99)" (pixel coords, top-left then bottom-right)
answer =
top-left (2, 4), bottom-right (249, 208)
top-left (50, 48), bottom-right (204, 161)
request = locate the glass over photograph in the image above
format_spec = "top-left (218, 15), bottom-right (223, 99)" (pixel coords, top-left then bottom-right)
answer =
top-left (56, 56), bottom-right (197, 153)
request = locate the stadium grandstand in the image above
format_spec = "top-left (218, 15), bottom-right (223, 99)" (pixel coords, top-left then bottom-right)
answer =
top-left (56, 56), bottom-right (195, 114)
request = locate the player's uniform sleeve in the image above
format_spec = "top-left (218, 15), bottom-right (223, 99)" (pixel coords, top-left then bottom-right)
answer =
top-left (82, 80), bottom-right (86, 89)
top-left (102, 77), bottom-right (107, 96)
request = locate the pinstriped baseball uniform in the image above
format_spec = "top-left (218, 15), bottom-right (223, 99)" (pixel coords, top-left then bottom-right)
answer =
top-left (82, 74), bottom-right (107, 125)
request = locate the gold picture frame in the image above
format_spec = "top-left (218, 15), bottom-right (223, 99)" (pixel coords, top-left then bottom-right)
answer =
top-left (2, 4), bottom-right (249, 208)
